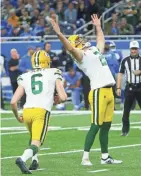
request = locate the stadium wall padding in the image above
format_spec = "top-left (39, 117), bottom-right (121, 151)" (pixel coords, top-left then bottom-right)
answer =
top-left (1, 40), bottom-right (141, 60)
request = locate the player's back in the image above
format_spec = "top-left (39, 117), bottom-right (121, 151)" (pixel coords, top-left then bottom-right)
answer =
top-left (18, 68), bottom-right (61, 111)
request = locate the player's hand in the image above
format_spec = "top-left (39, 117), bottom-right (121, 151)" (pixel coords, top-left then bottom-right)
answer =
top-left (132, 70), bottom-right (141, 76)
top-left (54, 95), bottom-right (61, 105)
top-left (51, 19), bottom-right (61, 35)
top-left (116, 89), bottom-right (121, 97)
top-left (91, 14), bottom-right (101, 27)
top-left (17, 115), bottom-right (24, 123)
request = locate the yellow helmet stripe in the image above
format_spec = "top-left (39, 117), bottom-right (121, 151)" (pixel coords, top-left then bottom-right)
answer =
top-left (34, 51), bottom-right (40, 67)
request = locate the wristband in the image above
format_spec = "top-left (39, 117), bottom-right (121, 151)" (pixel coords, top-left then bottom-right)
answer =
top-left (116, 88), bottom-right (121, 90)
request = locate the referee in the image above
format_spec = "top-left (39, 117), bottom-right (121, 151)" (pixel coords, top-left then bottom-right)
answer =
top-left (116, 40), bottom-right (141, 136)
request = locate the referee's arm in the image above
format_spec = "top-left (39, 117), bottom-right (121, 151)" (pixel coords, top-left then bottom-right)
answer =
top-left (116, 59), bottom-right (125, 96)
top-left (133, 70), bottom-right (141, 76)
top-left (132, 55), bottom-right (141, 76)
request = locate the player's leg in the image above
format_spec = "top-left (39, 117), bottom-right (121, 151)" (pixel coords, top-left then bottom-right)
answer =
top-left (81, 75), bottom-right (90, 110)
top-left (81, 89), bottom-right (105, 165)
top-left (71, 87), bottom-right (81, 110)
top-left (15, 108), bottom-right (32, 174)
top-left (122, 88), bottom-right (135, 135)
top-left (99, 88), bottom-right (113, 161)
top-left (120, 75), bottom-right (126, 109)
top-left (135, 90), bottom-right (141, 108)
top-left (29, 108), bottom-right (50, 170)
top-left (100, 88), bottom-right (122, 164)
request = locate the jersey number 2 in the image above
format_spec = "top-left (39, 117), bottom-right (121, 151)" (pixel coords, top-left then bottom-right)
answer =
top-left (31, 73), bottom-right (43, 95)
top-left (93, 51), bottom-right (107, 66)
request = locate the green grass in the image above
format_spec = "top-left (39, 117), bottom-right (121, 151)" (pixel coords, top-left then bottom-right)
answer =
top-left (1, 113), bottom-right (141, 176)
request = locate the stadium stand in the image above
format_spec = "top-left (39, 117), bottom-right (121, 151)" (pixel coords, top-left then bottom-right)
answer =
top-left (1, 0), bottom-right (141, 110)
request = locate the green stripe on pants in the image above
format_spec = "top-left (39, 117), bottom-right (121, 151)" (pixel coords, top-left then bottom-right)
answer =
top-left (93, 89), bottom-right (100, 125)
top-left (40, 111), bottom-right (50, 145)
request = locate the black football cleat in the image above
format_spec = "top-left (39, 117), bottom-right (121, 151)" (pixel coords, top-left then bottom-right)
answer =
top-left (121, 132), bottom-right (128, 136)
top-left (15, 157), bottom-right (32, 174)
top-left (29, 160), bottom-right (39, 170)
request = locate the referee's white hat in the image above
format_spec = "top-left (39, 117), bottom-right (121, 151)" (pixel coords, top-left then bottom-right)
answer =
top-left (129, 40), bottom-right (139, 49)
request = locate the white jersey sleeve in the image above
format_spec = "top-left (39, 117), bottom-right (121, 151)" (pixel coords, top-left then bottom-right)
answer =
top-left (54, 69), bottom-right (63, 81)
top-left (17, 74), bottom-right (25, 87)
top-left (0, 56), bottom-right (5, 75)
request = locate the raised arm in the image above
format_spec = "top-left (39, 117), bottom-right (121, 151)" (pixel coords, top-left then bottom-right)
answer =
top-left (91, 14), bottom-right (105, 53)
top-left (50, 19), bottom-right (83, 63)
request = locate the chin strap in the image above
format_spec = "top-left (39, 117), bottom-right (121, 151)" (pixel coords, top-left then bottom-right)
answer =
top-left (82, 42), bottom-right (91, 49)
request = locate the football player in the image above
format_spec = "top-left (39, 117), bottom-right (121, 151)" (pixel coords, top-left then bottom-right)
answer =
top-left (11, 50), bottom-right (67, 174)
top-left (51, 14), bottom-right (122, 165)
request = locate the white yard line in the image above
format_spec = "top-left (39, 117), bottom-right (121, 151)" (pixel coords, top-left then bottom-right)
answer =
top-left (1, 127), bottom-right (26, 131)
top-left (31, 168), bottom-right (46, 172)
top-left (40, 148), bottom-right (51, 151)
top-left (1, 110), bottom-right (141, 114)
top-left (1, 122), bottom-right (141, 135)
top-left (1, 114), bottom-right (79, 121)
top-left (1, 127), bottom-right (84, 135)
top-left (1, 118), bottom-right (15, 121)
top-left (112, 122), bottom-right (141, 125)
top-left (1, 114), bottom-right (141, 121)
top-left (88, 169), bottom-right (109, 173)
top-left (0, 115), bottom-right (72, 121)
top-left (1, 131), bottom-right (28, 135)
top-left (1, 144), bottom-right (140, 160)
top-left (1, 126), bottom-right (61, 131)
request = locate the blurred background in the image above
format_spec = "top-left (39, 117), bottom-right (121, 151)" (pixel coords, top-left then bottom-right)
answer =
top-left (1, 0), bottom-right (141, 111)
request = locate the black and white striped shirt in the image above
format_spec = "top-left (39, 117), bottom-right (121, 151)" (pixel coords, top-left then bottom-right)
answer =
top-left (119, 55), bottom-right (141, 83)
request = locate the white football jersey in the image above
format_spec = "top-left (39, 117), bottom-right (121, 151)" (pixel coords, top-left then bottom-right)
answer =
top-left (74, 46), bottom-right (115, 89)
top-left (17, 68), bottom-right (63, 111)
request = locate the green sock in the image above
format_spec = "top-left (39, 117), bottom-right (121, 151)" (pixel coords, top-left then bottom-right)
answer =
top-left (28, 137), bottom-right (31, 145)
top-left (84, 124), bottom-right (99, 152)
top-left (99, 122), bottom-right (111, 153)
top-left (21, 145), bottom-right (38, 162)
top-left (29, 145), bottom-right (38, 155)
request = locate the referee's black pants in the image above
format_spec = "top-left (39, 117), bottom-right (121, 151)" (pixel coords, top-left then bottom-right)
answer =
top-left (11, 81), bottom-right (26, 108)
top-left (81, 75), bottom-right (90, 110)
top-left (122, 84), bottom-right (141, 133)
top-left (11, 81), bottom-right (18, 94)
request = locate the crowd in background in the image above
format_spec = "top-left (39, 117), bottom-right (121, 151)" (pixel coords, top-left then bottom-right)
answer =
top-left (2, 0), bottom-right (140, 37)
top-left (105, 0), bottom-right (141, 35)
top-left (1, 0), bottom-right (141, 110)
top-left (1, 40), bottom-right (125, 110)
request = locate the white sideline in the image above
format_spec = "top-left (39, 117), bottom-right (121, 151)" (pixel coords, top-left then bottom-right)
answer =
top-left (1, 144), bottom-right (140, 160)
top-left (1, 110), bottom-right (141, 114)
top-left (88, 169), bottom-right (109, 173)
